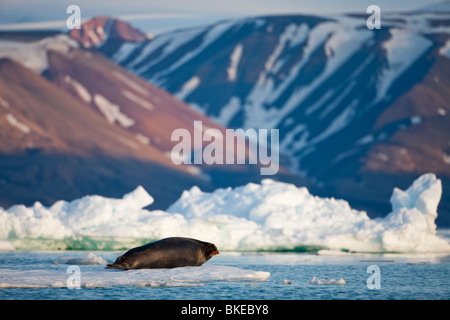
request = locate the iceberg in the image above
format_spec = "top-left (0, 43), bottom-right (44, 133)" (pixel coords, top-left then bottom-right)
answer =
top-left (60, 253), bottom-right (108, 265)
top-left (0, 240), bottom-right (14, 251)
top-left (309, 277), bottom-right (346, 285)
top-left (0, 173), bottom-right (448, 253)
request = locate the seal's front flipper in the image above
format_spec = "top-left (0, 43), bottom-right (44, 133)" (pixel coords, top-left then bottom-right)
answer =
top-left (105, 263), bottom-right (130, 270)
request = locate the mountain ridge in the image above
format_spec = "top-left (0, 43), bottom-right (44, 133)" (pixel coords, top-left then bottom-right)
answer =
top-left (1, 12), bottom-right (449, 226)
top-left (0, 56), bottom-right (215, 209)
top-left (0, 26), bottom-right (302, 211)
top-left (94, 13), bottom-right (450, 226)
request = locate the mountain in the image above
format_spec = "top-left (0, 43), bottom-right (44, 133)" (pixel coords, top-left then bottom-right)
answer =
top-left (96, 12), bottom-right (450, 226)
top-left (0, 54), bottom-right (218, 209)
top-left (44, 39), bottom-right (221, 156)
top-left (0, 30), bottom-right (267, 210)
top-left (416, 1), bottom-right (450, 12)
top-left (41, 35), bottom-right (290, 184)
top-left (69, 16), bottom-right (149, 49)
top-left (0, 24), bottom-right (303, 211)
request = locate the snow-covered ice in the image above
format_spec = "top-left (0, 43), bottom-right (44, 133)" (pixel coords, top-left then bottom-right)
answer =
top-left (60, 253), bottom-right (108, 265)
top-left (309, 276), bottom-right (346, 285)
top-left (0, 240), bottom-right (14, 251)
top-left (0, 173), bottom-right (448, 253)
top-left (0, 265), bottom-right (270, 288)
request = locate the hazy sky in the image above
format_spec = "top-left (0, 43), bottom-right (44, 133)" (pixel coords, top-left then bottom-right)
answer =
top-left (0, 0), bottom-right (445, 33)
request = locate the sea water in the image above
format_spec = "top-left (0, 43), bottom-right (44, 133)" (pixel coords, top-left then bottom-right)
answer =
top-left (0, 250), bottom-right (449, 300)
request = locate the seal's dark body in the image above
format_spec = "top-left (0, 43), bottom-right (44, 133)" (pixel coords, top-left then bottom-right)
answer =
top-left (106, 237), bottom-right (218, 270)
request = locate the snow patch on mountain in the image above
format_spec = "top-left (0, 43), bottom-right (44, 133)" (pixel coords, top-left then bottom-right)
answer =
top-left (244, 21), bottom-right (372, 129)
top-left (64, 75), bottom-right (92, 103)
top-left (213, 96), bottom-right (241, 126)
top-left (150, 20), bottom-right (235, 83)
top-left (112, 70), bottom-right (150, 96)
top-left (439, 39), bottom-right (450, 58)
top-left (129, 26), bottom-right (206, 74)
top-left (111, 42), bottom-right (140, 64)
top-left (0, 97), bottom-right (10, 109)
top-left (376, 28), bottom-right (432, 102)
top-left (6, 114), bottom-right (30, 134)
top-left (121, 89), bottom-right (154, 110)
top-left (0, 35), bottom-right (78, 74)
top-left (175, 76), bottom-right (201, 100)
top-left (264, 23), bottom-right (309, 74)
top-left (227, 44), bottom-right (243, 81)
top-left (93, 94), bottom-right (135, 128)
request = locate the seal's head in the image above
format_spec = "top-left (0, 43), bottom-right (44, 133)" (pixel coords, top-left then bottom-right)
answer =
top-left (204, 243), bottom-right (219, 260)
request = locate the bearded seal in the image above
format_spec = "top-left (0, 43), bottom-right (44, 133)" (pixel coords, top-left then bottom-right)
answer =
top-left (105, 237), bottom-right (219, 270)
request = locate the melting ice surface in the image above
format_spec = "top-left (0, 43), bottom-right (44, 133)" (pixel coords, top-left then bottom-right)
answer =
top-left (0, 173), bottom-right (449, 253)
top-left (0, 264), bottom-right (270, 289)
